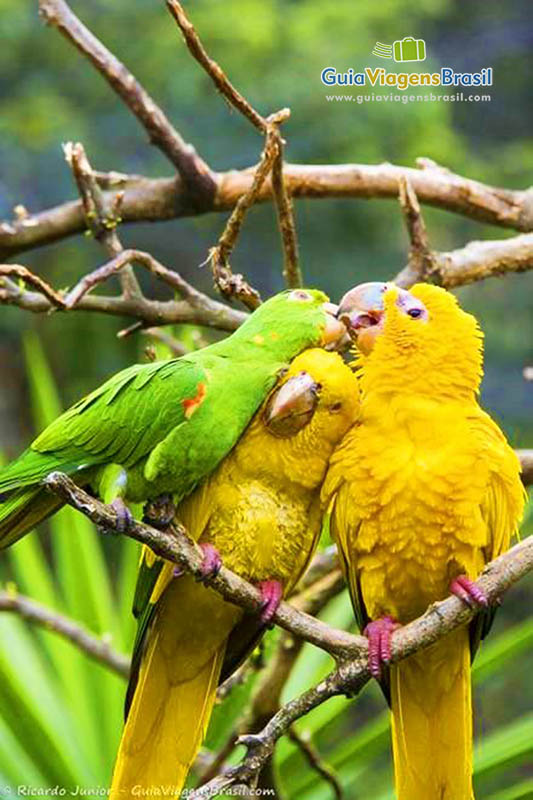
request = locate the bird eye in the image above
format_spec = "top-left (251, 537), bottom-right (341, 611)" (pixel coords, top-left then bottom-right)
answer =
top-left (407, 307), bottom-right (423, 319)
top-left (329, 401), bottom-right (342, 413)
top-left (289, 290), bottom-right (313, 303)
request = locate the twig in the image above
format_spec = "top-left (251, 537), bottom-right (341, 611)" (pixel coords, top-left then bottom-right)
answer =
top-left (0, 591), bottom-right (129, 678)
top-left (141, 328), bottom-right (188, 357)
top-left (195, 729), bottom-right (239, 787)
top-left (38, 0), bottom-right (216, 206)
top-left (0, 274), bottom-right (247, 332)
top-left (64, 142), bottom-right (141, 300)
top-left (395, 176), bottom-right (438, 288)
top-left (288, 727), bottom-right (343, 800)
top-left (167, 3), bottom-right (298, 300)
top-left (0, 265), bottom-right (66, 309)
top-left (271, 132), bottom-right (302, 288)
top-left (166, 0), bottom-right (267, 134)
top-left (64, 248), bottom-right (200, 308)
top-left (207, 122), bottom-right (289, 310)
top-left (432, 232), bottom-right (533, 288)
top-left (3, 163), bottom-right (533, 261)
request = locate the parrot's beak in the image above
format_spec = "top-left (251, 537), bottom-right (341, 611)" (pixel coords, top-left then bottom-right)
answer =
top-left (321, 302), bottom-right (351, 351)
top-left (263, 371), bottom-right (320, 438)
top-left (336, 282), bottom-right (388, 355)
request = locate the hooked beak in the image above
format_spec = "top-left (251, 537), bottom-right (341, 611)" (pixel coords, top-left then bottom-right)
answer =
top-left (321, 301), bottom-right (351, 351)
top-left (263, 371), bottom-right (320, 438)
top-left (336, 282), bottom-right (388, 355)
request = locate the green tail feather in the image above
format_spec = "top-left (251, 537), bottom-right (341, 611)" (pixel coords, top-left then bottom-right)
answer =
top-left (0, 487), bottom-right (64, 549)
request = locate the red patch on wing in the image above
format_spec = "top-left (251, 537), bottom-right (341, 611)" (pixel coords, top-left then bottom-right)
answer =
top-left (182, 382), bottom-right (207, 419)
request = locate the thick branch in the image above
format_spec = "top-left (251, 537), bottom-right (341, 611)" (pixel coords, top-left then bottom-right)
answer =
top-left (3, 163), bottom-right (532, 261)
top-left (195, 532), bottom-right (533, 797)
top-left (44, 473), bottom-right (365, 661)
top-left (0, 591), bottom-right (129, 678)
top-left (38, 0), bottom-right (216, 206)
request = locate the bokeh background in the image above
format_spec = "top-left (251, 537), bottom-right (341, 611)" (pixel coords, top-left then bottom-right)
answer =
top-left (0, 0), bottom-right (531, 797)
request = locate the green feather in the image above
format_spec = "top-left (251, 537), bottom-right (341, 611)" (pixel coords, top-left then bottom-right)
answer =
top-left (0, 288), bottom-right (331, 548)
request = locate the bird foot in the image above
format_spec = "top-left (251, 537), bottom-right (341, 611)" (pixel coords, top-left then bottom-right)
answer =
top-left (257, 580), bottom-right (283, 626)
top-left (363, 616), bottom-right (399, 679)
top-left (143, 493), bottom-right (176, 530)
top-left (109, 498), bottom-right (134, 534)
top-left (450, 575), bottom-right (488, 608)
top-left (196, 543), bottom-right (223, 584)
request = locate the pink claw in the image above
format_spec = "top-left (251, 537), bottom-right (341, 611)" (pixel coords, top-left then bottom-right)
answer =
top-left (450, 575), bottom-right (488, 608)
top-left (257, 580), bottom-right (283, 625)
top-left (363, 616), bottom-right (399, 679)
top-left (197, 543), bottom-right (222, 583)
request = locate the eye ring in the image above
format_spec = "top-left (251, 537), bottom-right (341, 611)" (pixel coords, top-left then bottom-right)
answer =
top-left (288, 290), bottom-right (313, 303)
top-left (407, 307), bottom-right (423, 319)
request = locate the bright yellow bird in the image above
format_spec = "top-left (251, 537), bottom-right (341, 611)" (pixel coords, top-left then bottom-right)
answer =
top-left (110, 347), bottom-right (359, 798)
top-left (323, 282), bottom-right (525, 800)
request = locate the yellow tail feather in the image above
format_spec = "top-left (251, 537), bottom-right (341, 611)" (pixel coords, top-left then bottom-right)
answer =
top-left (110, 578), bottom-right (240, 800)
top-left (391, 627), bottom-right (474, 800)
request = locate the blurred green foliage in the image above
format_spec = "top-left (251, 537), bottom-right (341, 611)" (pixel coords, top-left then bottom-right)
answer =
top-left (0, 0), bottom-right (532, 796)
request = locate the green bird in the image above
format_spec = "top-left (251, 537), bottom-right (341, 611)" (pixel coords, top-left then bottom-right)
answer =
top-left (0, 288), bottom-right (346, 548)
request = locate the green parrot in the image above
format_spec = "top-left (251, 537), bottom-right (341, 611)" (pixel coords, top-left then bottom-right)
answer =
top-left (0, 288), bottom-right (346, 548)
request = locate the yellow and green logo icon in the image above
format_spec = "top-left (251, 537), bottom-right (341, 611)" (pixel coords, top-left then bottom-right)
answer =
top-left (372, 37), bottom-right (426, 62)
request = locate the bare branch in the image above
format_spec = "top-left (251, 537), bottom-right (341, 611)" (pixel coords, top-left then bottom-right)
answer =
top-left (0, 591), bottom-right (129, 678)
top-left (166, 0), bottom-right (267, 134)
top-left (64, 248), bottom-right (201, 309)
top-left (141, 328), bottom-right (188, 357)
top-left (44, 472), bottom-right (365, 661)
top-left (195, 532), bottom-right (533, 797)
top-left (0, 265), bottom-right (66, 309)
top-left (288, 728), bottom-right (343, 800)
top-left (395, 176), bottom-right (438, 288)
top-left (64, 142), bottom-right (141, 299)
top-left (3, 163), bottom-right (533, 262)
top-left (0, 273), bottom-right (247, 332)
top-left (435, 232), bottom-right (533, 288)
top-left (38, 0), bottom-right (216, 205)
top-left (271, 131), bottom-right (302, 288)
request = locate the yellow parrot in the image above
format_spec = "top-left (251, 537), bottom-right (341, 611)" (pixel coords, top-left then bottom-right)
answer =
top-left (110, 347), bottom-right (360, 797)
top-left (323, 282), bottom-right (525, 800)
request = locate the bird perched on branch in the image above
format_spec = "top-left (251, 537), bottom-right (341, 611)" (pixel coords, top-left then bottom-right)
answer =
top-left (0, 288), bottom-right (347, 548)
top-left (323, 282), bottom-right (525, 800)
top-left (109, 347), bottom-right (360, 797)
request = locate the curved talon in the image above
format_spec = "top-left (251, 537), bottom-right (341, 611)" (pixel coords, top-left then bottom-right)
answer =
top-left (143, 493), bottom-right (176, 530)
top-left (196, 543), bottom-right (222, 583)
top-left (363, 616), bottom-right (399, 680)
top-left (110, 498), bottom-right (133, 534)
top-left (257, 579), bottom-right (283, 626)
top-left (450, 575), bottom-right (488, 608)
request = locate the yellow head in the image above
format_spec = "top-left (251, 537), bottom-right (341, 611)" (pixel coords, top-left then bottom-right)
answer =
top-left (259, 348), bottom-right (360, 487)
top-left (337, 282), bottom-right (483, 400)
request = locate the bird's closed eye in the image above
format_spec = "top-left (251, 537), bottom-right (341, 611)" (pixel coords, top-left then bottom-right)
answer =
top-left (329, 401), bottom-right (342, 413)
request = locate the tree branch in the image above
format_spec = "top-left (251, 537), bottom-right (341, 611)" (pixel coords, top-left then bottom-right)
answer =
top-left (194, 531), bottom-right (533, 797)
top-left (44, 473), bottom-right (363, 661)
top-left (38, 0), bottom-right (216, 207)
top-left (0, 591), bottom-right (129, 678)
top-left (64, 141), bottom-right (141, 299)
top-left (3, 162), bottom-right (532, 261)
